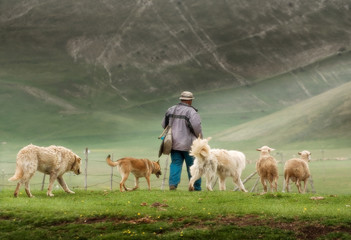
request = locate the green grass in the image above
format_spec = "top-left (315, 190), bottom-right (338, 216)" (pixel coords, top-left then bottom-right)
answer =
top-left (1, 190), bottom-right (351, 239)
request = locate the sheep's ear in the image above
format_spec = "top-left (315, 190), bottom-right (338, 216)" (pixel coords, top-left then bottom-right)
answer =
top-left (256, 148), bottom-right (261, 151)
top-left (269, 148), bottom-right (275, 152)
top-left (198, 134), bottom-right (202, 139)
top-left (298, 152), bottom-right (302, 155)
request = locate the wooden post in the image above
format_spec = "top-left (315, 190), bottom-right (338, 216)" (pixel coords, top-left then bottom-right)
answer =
top-left (309, 175), bottom-right (316, 193)
top-left (84, 147), bottom-right (88, 191)
top-left (161, 155), bottom-right (169, 190)
top-left (250, 177), bottom-right (260, 192)
top-left (41, 174), bottom-right (46, 191)
top-left (110, 154), bottom-right (113, 191)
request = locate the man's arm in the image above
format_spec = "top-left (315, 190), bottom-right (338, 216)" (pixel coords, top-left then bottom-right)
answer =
top-left (189, 112), bottom-right (202, 138)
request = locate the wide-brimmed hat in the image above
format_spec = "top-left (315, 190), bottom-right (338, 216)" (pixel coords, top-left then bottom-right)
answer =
top-left (179, 91), bottom-right (195, 100)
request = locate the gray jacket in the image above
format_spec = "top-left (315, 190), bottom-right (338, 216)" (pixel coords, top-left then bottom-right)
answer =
top-left (161, 102), bottom-right (203, 151)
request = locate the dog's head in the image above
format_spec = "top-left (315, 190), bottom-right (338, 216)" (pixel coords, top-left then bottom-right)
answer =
top-left (298, 150), bottom-right (311, 162)
top-left (71, 155), bottom-right (82, 175)
top-left (153, 160), bottom-right (162, 178)
top-left (190, 136), bottom-right (212, 159)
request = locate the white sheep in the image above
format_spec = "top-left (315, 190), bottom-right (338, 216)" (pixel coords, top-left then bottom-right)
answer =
top-left (284, 150), bottom-right (311, 193)
top-left (256, 146), bottom-right (279, 193)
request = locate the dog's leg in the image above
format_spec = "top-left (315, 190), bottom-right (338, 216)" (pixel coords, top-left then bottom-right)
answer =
top-left (47, 173), bottom-right (57, 197)
top-left (234, 177), bottom-right (248, 192)
top-left (205, 173), bottom-right (213, 191)
top-left (119, 172), bottom-right (129, 192)
top-left (24, 181), bottom-right (33, 198)
top-left (188, 168), bottom-right (203, 191)
top-left (132, 176), bottom-right (140, 191)
top-left (219, 176), bottom-right (226, 191)
top-left (21, 172), bottom-right (35, 198)
top-left (206, 170), bottom-right (217, 191)
top-left (57, 176), bottom-right (75, 194)
top-left (14, 182), bottom-right (21, 198)
top-left (145, 176), bottom-right (151, 190)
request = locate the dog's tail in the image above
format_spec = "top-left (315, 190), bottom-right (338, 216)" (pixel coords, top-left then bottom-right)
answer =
top-left (8, 165), bottom-right (23, 181)
top-left (106, 154), bottom-right (120, 167)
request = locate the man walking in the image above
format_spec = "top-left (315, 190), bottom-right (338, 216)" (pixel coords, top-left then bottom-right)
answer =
top-left (161, 91), bottom-right (202, 190)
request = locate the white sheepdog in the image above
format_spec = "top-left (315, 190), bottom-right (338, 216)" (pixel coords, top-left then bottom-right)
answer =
top-left (188, 137), bottom-right (247, 192)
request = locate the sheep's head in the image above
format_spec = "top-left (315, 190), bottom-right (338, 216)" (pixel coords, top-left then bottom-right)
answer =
top-left (298, 150), bottom-right (311, 162)
top-left (190, 136), bottom-right (212, 159)
top-left (256, 146), bottom-right (275, 155)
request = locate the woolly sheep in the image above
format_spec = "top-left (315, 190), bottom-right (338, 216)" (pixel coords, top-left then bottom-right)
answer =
top-left (284, 150), bottom-right (311, 193)
top-left (256, 146), bottom-right (279, 193)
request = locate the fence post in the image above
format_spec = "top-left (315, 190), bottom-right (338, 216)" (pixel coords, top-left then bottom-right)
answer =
top-left (161, 155), bottom-right (169, 190)
top-left (309, 175), bottom-right (316, 193)
top-left (110, 154), bottom-right (113, 191)
top-left (84, 147), bottom-right (88, 190)
top-left (250, 177), bottom-right (260, 192)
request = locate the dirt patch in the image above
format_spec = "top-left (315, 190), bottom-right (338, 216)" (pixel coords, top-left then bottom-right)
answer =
top-left (50, 214), bottom-right (351, 239)
top-left (219, 215), bottom-right (351, 239)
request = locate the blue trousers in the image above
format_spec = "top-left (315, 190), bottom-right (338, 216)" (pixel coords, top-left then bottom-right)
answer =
top-left (169, 150), bottom-right (201, 191)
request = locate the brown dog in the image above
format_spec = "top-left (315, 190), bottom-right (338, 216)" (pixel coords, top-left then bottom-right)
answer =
top-left (8, 144), bottom-right (81, 197)
top-left (106, 155), bottom-right (161, 192)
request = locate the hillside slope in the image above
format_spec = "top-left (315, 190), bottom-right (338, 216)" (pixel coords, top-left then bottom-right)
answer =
top-left (214, 81), bottom-right (351, 149)
top-left (0, 0), bottom-right (351, 150)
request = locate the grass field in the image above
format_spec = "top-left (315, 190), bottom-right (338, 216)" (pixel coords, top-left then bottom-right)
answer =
top-left (1, 189), bottom-right (351, 239)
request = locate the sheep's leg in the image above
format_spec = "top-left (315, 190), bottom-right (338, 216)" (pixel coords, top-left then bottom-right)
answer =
top-left (273, 178), bottom-right (278, 192)
top-left (296, 179), bottom-right (302, 193)
top-left (260, 177), bottom-right (267, 193)
top-left (302, 179), bottom-right (307, 194)
top-left (268, 179), bottom-right (274, 193)
top-left (285, 176), bottom-right (290, 193)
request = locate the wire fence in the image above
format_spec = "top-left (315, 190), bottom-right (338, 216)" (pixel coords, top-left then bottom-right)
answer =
top-left (0, 148), bottom-right (350, 193)
top-left (0, 148), bottom-right (167, 192)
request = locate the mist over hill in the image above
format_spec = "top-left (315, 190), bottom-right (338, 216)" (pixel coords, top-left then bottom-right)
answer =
top-left (0, 0), bottom-right (351, 149)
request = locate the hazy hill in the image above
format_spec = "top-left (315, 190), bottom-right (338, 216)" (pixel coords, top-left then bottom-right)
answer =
top-left (214, 80), bottom-right (351, 150)
top-left (0, 0), bottom-right (351, 150)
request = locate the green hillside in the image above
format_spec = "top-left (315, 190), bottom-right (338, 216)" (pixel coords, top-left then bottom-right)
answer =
top-left (214, 81), bottom-right (351, 150)
top-left (0, 0), bottom-right (350, 157)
